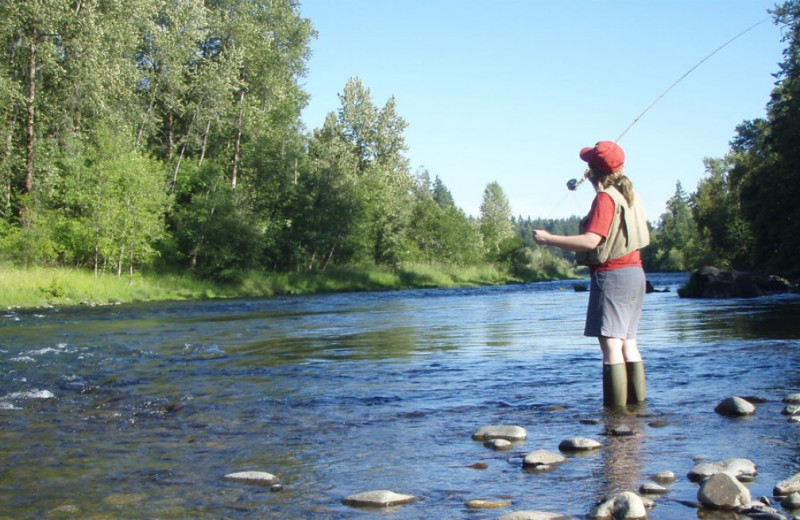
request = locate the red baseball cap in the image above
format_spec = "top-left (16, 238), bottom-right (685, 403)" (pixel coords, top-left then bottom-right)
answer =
top-left (579, 141), bottom-right (625, 174)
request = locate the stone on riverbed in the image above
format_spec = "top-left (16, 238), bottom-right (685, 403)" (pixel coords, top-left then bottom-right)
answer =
top-left (472, 425), bottom-right (527, 441)
top-left (639, 482), bottom-right (669, 495)
top-left (687, 458), bottom-right (757, 482)
top-left (783, 393), bottom-right (800, 404)
top-left (697, 472), bottom-right (751, 510)
top-left (522, 449), bottom-right (567, 471)
top-left (714, 396), bottom-right (755, 416)
top-left (224, 471), bottom-right (278, 486)
top-left (781, 492), bottom-right (800, 509)
top-left (558, 437), bottom-right (602, 452)
top-left (342, 490), bottom-right (418, 508)
top-left (774, 472), bottom-right (800, 496)
top-left (464, 498), bottom-right (512, 509)
top-left (497, 511), bottom-right (569, 520)
top-left (590, 491), bottom-right (647, 519)
top-left (651, 470), bottom-right (676, 483)
top-left (782, 404), bottom-right (800, 415)
top-left (485, 438), bottom-right (514, 450)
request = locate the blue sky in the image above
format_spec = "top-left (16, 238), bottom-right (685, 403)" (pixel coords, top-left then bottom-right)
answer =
top-left (297, 0), bottom-right (785, 221)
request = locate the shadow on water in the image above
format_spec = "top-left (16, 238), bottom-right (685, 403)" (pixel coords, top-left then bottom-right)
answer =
top-left (1, 273), bottom-right (799, 518)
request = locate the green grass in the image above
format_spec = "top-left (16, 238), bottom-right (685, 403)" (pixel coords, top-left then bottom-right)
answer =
top-left (0, 262), bottom-right (520, 309)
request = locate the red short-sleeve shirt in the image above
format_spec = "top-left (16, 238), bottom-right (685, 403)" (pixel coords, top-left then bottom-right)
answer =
top-left (584, 192), bottom-right (642, 272)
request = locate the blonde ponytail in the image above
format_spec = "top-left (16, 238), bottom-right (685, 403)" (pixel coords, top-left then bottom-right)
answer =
top-left (599, 170), bottom-right (635, 206)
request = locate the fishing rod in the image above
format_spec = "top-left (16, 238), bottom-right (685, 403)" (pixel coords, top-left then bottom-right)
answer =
top-left (566, 17), bottom-right (770, 192)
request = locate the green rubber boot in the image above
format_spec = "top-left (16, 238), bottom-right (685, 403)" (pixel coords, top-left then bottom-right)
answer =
top-left (626, 361), bottom-right (646, 404)
top-left (602, 363), bottom-right (628, 408)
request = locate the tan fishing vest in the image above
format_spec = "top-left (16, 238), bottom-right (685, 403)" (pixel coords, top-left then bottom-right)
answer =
top-left (575, 185), bottom-right (650, 266)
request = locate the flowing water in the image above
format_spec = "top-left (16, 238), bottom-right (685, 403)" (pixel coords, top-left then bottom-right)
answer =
top-left (1, 273), bottom-right (799, 519)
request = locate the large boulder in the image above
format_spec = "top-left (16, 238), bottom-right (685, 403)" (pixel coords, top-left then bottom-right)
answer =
top-left (678, 266), bottom-right (795, 299)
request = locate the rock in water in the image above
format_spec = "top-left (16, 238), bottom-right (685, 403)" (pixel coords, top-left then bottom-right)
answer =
top-left (342, 490), bottom-right (418, 508)
top-left (714, 396), bottom-right (756, 416)
top-left (558, 437), bottom-right (602, 452)
top-left (497, 512), bottom-right (569, 520)
top-left (471, 425), bottom-right (527, 441)
top-left (688, 458), bottom-right (757, 482)
top-left (522, 450), bottom-right (567, 471)
top-left (697, 473), bottom-right (751, 510)
top-left (591, 491), bottom-right (647, 519)
top-left (224, 471), bottom-right (278, 486)
top-left (774, 472), bottom-right (800, 496)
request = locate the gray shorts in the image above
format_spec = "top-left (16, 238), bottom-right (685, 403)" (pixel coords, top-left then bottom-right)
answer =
top-left (584, 267), bottom-right (645, 339)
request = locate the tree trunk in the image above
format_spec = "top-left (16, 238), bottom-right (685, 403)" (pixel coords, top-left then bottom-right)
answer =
top-left (198, 120), bottom-right (211, 166)
top-left (24, 40), bottom-right (36, 197)
top-left (231, 89), bottom-right (245, 189)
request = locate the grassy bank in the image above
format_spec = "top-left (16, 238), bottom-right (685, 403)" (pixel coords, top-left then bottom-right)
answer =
top-left (0, 263), bottom-right (523, 310)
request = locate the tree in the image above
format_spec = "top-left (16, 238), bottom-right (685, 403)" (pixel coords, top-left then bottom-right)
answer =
top-left (648, 181), bottom-right (703, 271)
top-left (727, 1), bottom-right (800, 274)
top-left (479, 181), bottom-right (514, 259)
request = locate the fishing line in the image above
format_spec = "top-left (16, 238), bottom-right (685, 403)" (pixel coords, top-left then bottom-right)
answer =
top-left (614, 16), bottom-right (770, 143)
top-left (563, 17), bottom-right (771, 196)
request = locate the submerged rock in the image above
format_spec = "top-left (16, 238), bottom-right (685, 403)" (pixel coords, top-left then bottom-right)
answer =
top-left (639, 482), bottom-right (669, 495)
top-left (697, 472), bottom-right (751, 510)
top-left (688, 458), bottom-right (757, 482)
top-left (783, 393), bottom-right (800, 405)
top-left (591, 491), bottom-right (647, 519)
top-left (472, 425), bottom-right (527, 441)
top-left (714, 396), bottom-right (756, 416)
top-left (523, 449), bottom-right (567, 471)
top-left (651, 470), bottom-right (677, 483)
top-left (781, 492), bottom-right (800, 509)
top-left (497, 511), bottom-right (569, 520)
top-left (558, 437), bottom-right (602, 452)
top-left (485, 438), bottom-right (514, 451)
top-left (782, 404), bottom-right (800, 416)
top-left (224, 471), bottom-right (278, 486)
top-left (465, 498), bottom-right (512, 509)
top-left (342, 490), bottom-right (418, 508)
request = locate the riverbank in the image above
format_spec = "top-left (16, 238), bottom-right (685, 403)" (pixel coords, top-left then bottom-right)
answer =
top-left (0, 262), bottom-right (545, 309)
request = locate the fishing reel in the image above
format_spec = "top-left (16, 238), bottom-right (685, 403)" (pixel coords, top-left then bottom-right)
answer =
top-left (566, 170), bottom-right (590, 191)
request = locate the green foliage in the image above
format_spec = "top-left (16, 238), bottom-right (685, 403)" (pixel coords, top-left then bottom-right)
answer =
top-left (479, 181), bottom-right (514, 260)
top-left (645, 181), bottom-right (706, 272)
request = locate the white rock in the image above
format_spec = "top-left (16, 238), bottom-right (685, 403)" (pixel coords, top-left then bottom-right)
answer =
top-left (485, 439), bottom-right (514, 450)
top-left (781, 492), bottom-right (800, 509)
top-left (472, 425), bottom-right (527, 441)
top-left (687, 458), bottom-right (757, 482)
top-left (522, 450), bottom-right (567, 470)
top-left (558, 437), bottom-right (602, 452)
top-left (342, 490), bottom-right (418, 508)
top-left (464, 498), bottom-right (512, 509)
top-left (591, 491), bottom-right (647, 519)
top-left (775, 472), bottom-right (800, 496)
top-left (782, 404), bottom-right (800, 415)
top-left (651, 470), bottom-right (676, 483)
top-left (784, 393), bottom-right (800, 404)
top-left (224, 471), bottom-right (278, 486)
top-left (697, 472), bottom-right (751, 510)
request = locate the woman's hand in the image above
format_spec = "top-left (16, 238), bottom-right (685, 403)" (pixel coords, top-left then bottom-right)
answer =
top-left (532, 229), bottom-right (551, 245)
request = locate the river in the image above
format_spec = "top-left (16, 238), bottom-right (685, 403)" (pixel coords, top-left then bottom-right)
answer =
top-left (1, 273), bottom-right (799, 519)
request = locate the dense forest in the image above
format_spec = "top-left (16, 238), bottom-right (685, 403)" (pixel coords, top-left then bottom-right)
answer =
top-left (1, 1), bottom-right (799, 284)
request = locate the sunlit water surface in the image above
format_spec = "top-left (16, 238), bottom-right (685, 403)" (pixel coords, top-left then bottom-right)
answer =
top-left (1, 273), bottom-right (799, 519)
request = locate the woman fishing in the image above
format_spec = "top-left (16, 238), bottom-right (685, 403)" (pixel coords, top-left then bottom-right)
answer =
top-left (533, 141), bottom-right (650, 408)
